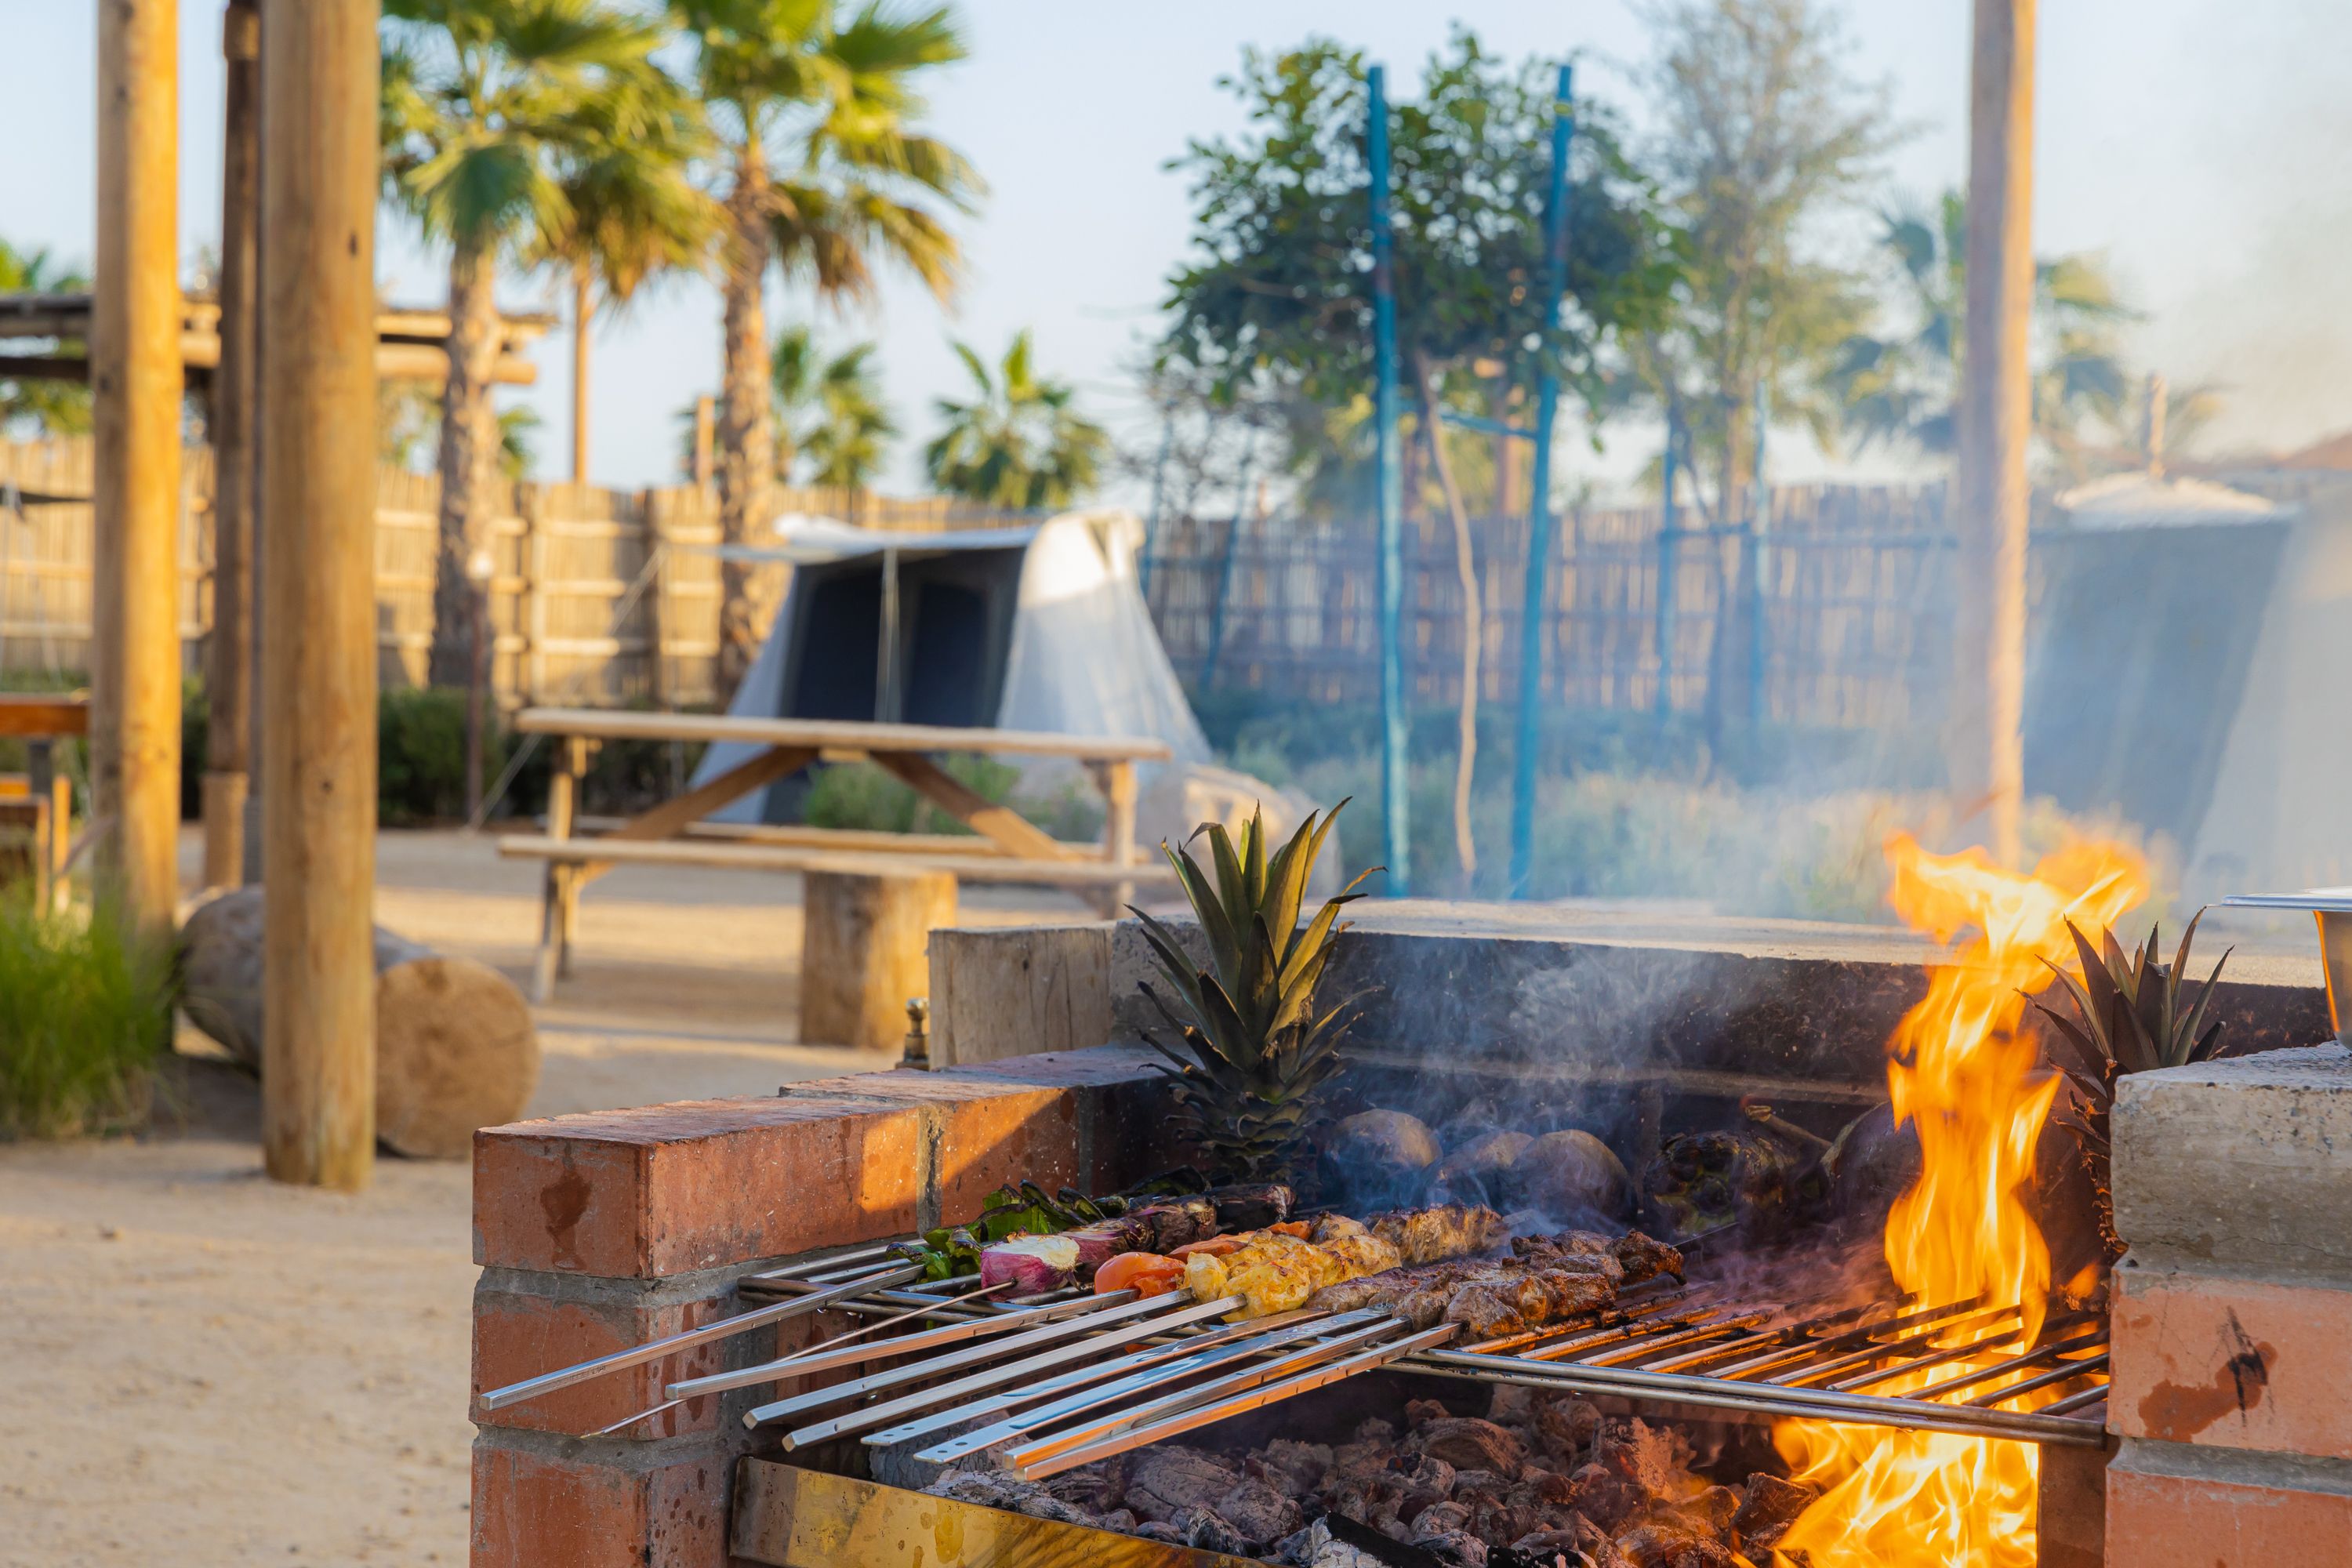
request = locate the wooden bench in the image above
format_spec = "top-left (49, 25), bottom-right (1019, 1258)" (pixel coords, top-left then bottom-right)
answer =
top-left (0, 695), bottom-right (86, 912)
top-left (495, 710), bottom-right (1175, 1044)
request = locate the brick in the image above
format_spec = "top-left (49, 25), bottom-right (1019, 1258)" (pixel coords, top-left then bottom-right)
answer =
top-left (474, 1094), bottom-right (924, 1277)
top-left (2111, 1265), bottom-right (2352, 1461)
top-left (2106, 1438), bottom-right (2352, 1567)
top-left (2112, 1043), bottom-right (2352, 1282)
top-left (470, 1438), bottom-right (726, 1568)
top-left (782, 1070), bottom-right (1084, 1224)
top-left (470, 1288), bottom-right (730, 1439)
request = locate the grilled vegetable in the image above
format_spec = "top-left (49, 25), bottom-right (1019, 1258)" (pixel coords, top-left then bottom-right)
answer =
top-left (978, 1234), bottom-right (1082, 1294)
top-left (1640, 1109), bottom-right (1828, 1243)
top-left (1516, 1130), bottom-right (1632, 1221)
top-left (1094, 1252), bottom-right (1187, 1298)
top-left (1133, 802), bottom-right (1372, 1183)
top-left (1369, 1203), bottom-right (1511, 1265)
top-left (2032, 911), bottom-right (2232, 1260)
top-left (1321, 1109), bottom-right (1442, 1208)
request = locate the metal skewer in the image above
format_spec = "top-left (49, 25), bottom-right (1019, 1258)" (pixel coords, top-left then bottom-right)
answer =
top-left (477, 1262), bottom-right (924, 1412)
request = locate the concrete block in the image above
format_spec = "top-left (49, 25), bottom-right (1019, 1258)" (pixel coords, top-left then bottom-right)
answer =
top-left (2111, 1265), bottom-right (2352, 1461)
top-left (2105, 1437), bottom-right (2352, 1567)
top-left (2112, 1044), bottom-right (2352, 1282)
top-left (928, 922), bottom-right (1113, 1067)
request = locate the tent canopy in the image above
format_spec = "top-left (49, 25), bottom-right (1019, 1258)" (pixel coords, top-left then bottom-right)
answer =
top-left (691, 508), bottom-right (1212, 824)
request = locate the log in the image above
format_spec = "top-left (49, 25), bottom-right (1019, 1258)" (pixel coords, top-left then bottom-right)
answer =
top-left (180, 889), bottom-right (539, 1159)
top-left (800, 869), bottom-right (957, 1051)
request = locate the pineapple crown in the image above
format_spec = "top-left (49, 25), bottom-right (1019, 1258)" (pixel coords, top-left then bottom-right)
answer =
top-left (1129, 800), bottom-right (1376, 1185)
top-left (2033, 909), bottom-right (2234, 1107)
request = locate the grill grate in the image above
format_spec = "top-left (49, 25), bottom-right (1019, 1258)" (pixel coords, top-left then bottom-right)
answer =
top-left (481, 1245), bottom-right (2111, 1469)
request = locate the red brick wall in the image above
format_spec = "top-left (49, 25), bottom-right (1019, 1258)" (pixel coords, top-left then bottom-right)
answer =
top-left (466, 1046), bottom-right (1179, 1568)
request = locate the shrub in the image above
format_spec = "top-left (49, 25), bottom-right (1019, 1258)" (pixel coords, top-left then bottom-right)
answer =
top-left (0, 897), bottom-right (176, 1139)
top-left (800, 757), bottom-right (1105, 844)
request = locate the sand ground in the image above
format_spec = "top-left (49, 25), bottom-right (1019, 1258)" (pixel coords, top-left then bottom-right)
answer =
top-left (0, 829), bottom-right (1090, 1567)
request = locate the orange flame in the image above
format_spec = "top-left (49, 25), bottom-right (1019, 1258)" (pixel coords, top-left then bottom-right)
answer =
top-left (1770, 833), bottom-right (2146, 1567)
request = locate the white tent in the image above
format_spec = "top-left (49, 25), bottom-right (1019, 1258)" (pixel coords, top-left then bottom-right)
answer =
top-left (690, 507), bottom-right (1217, 822)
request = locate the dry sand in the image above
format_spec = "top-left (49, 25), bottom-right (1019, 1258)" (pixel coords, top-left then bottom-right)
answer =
top-left (0, 828), bottom-right (1091, 1567)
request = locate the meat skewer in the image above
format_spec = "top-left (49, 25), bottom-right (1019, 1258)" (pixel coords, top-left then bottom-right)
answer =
top-left (1305, 1229), bottom-right (1685, 1334)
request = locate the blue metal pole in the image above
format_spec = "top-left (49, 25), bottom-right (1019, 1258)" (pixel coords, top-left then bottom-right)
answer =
top-left (1369, 64), bottom-right (1409, 894)
top-left (1508, 64), bottom-right (1573, 899)
top-left (1747, 381), bottom-right (1769, 729)
top-left (1654, 419), bottom-right (1679, 720)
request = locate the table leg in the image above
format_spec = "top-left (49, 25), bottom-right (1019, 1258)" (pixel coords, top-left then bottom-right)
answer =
top-left (1102, 759), bottom-right (1138, 917)
top-left (535, 735), bottom-right (586, 1000)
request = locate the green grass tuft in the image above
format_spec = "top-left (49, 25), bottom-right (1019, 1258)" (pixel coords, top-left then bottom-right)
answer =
top-left (0, 896), bottom-right (176, 1140)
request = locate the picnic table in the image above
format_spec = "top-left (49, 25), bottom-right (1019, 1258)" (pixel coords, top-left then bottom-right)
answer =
top-left (495, 709), bottom-right (1176, 1030)
top-left (0, 694), bottom-right (85, 909)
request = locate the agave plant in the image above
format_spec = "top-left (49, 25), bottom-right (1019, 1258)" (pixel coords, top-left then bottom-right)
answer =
top-left (2032, 911), bottom-right (2233, 1256)
top-left (1131, 802), bottom-right (1374, 1184)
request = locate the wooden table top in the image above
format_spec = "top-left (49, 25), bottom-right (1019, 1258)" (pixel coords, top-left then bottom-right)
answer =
top-left (0, 695), bottom-right (89, 737)
top-left (512, 707), bottom-right (1174, 763)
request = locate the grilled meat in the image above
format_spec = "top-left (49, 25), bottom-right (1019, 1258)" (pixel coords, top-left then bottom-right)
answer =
top-left (1307, 1229), bottom-right (1682, 1335)
top-left (1511, 1228), bottom-right (1685, 1286)
top-left (1370, 1203), bottom-right (1512, 1265)
top-left (1443, 1266), bottom-right (1621, 1338)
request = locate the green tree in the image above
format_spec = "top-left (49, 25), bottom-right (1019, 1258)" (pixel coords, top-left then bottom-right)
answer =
top-left (1632, 0), bottom-right (1897, 524)
top-left (924, 330), bottom-right (1108, 509)
top-left (772, 325), bottom-right (895, 490)
top-left (0, 241), bottom-right (93, 439)
top-left (1831, 191), bottom-right (2141, 477)
top-left (671, 0), bottom-right (981, 696)
top-left (1160, 31), bottom-right (1677, 886)
top-left (380, 0), bottom-right (689, 684)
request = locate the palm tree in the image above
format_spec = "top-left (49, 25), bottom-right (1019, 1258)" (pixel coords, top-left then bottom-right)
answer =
top-left (1830, 191), bottom-right (2139, 475)
top-left (924, 330), bottom-right (1109, 510)
top-left (772, 325), bottom-right (895, 492)
top-left (528, 91), bottom-right (717, 486)
top-left (0, 240), bottom-right (93, 438)
top-left (380, 0), bottom-right (688, 684)
top-left (671, 0), bottom-right (981, 696)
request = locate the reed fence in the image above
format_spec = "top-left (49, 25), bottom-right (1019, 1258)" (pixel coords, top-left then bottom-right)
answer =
top-left (1143, 483), bottom-right (1959, 731)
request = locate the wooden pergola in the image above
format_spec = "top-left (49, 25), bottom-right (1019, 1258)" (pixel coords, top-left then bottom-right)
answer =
top-left (0, 292), bottom-right (547, 387)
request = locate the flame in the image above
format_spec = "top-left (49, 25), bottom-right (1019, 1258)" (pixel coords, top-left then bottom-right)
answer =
top-left (1770, 833), bottom-right (2147, 1567)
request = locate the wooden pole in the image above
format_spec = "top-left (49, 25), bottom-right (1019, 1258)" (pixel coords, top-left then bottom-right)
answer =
top-left (91, 0), bottom-right (183, 936)
top-left (692, 394), bottom-right (717, 491)
top-left (260, 0), bottom-right (380, 1189)
top-left (1951, 0), bottom-right (2036, 867)
top-left (204, 0), bottom-right (261, 890)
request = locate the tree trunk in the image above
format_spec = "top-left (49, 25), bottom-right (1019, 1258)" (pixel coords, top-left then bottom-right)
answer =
top-left (1414, 348), bottom-right (1480, 891)
top-left (1700, 391), bottom-right (1751, 758)
top-left (181, 888), bottom-right (539, 1160)
top-left (570, 260), bottom-right (592, 487)
top-left (716, 140), bottom-right (775, 703)
top-left (429, 241), bottom-right (501, 688)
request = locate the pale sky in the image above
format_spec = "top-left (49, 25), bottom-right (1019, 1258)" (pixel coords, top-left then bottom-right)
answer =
top-left (5, 1), bottom-right (2349, 503)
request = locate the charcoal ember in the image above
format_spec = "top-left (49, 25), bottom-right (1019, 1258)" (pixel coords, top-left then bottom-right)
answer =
top-left (1272, 1523), bottom-right (1317, 1566)
top-left (1486, 1384), bottom-right (1539, 1425)
top-left (1414, 1417), bottom-right (1528, 1475)
top-left (1406, 1397), bottom-right (1455, 1428)
top-left (1512, 1515), bottom-right (1628, 1568)
top-left (1683, 1486), bottom-right (1740, 1533)
top-left (1356, 1417), bottom-right (1399, 1446)
top-left (1563, 1464), bottom-right (1643, 1533)
top-left (1132, 1520), bottom-right (1185, 1544)
top-left (1329, 1440), bottom-right (1389, 1480)
top-left (1414, 1529), bottom-right (1491, 1566)
top-left (1410, 1501), bottom-right (1475, 1540)
top-left (1591, 1419), bottom-right (1691, 1502)
top-left (1393, 1453), bottom-right (1458, 1523)
top-left (1446, 1468), bottom-right (1507, 1505)
top-left (1728, 1472), bottom-right (1817, 1552)
top-left (1287, 1519), bottom-right (1392, 1568)
top-left (1014, 1493), bottom-right (1100, 1527)
top-left (1041, 1457), bottom-right (1128, 1515)
top-left (1173, 1504), bottom-right (1251, 1556)
top-left (1463, 1492), bottom-right (1543, 1551)
top-left (1097, 1508), bottom-right (1138, 1534)
top-left (1218, 1476), bottom-right (1305, 1548)
top-left (1254, 1439), bottom-right (1335, 1498)
top-left (1323, 1473), bottom-right (1406, 1539)
top-left (925, 1471), bottom-right (1086, 1523)
top-left (1126, 1445), bottom-right (1243, 1523)
top-left (1532, 1395), bottom-right (1602, 1463)
top-left (1613, 1522), bottom-right (1734, 1568)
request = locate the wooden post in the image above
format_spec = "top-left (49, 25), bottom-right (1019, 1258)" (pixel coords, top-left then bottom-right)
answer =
top-left (1951, 0), bottom-right (2036, 867)
top-left (1093, 758), bottom-right (1138, 916)
top-left (800, 870), bottom-right (958, 1051)
top-left (533, 733), bottom-right (586, 1001)
top-left (91, 0), bottom-right (183, 936)
top-left (259, 0), bottom-right (380, 1189)
top-left (204, 0), bottom-right (261, 890)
